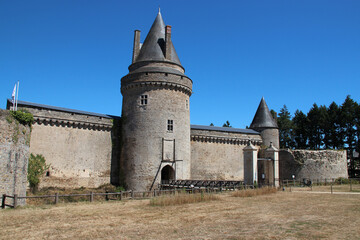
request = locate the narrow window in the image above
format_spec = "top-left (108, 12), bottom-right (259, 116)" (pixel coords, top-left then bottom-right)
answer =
top-left (167, 120), bottom-right (173, 132)
top-left (186, 100), bottom-right (189, 110)
top-left (140, 95), bottom-right (148, 105)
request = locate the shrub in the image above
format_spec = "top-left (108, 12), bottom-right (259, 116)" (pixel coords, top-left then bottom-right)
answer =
top-left (28, 154), bottom-right (50, 193)
top-left (10, 110), bottom-right (34, 126)
top-left (335, 177), bottom-right (350, 184)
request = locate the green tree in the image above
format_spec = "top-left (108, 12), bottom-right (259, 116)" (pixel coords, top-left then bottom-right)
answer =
top-left (222, 121), bottom-right (232, 127)
top-left (28, 154), bottom-right (50, 193)
top-left (292, 110), bottom-right (308, 149)
top-left (324, 102), bottom-right (343, 149)
top-left (210, 123), bottom-right (214, 126)
top-left (354, 103), bottom-right (360, 177)
top-left (277, 105), bottom-right (293, 148)
top-left (307, 104), bottom-right (327, 149)
top-left (340, 95), bottom-right (358, 177)
top-left (270, 109), bottom-right (277, 120)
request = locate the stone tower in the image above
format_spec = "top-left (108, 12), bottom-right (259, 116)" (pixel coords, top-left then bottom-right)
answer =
top-left (120, 11), bottom-right (193, 191)
top-left (250, 97), bottom-right (279, 148)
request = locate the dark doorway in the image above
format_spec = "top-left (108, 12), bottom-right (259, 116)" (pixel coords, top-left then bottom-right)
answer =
top-left (161, 165), bottom-right (175, 184)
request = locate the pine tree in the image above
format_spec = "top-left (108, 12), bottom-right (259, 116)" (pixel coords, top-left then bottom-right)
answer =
top-left (292, 110), bottom-right (308, 149)
top-left (222, 121), bottom-right (232, 128)
top-left (340, 95), bottom-right (358, 177)
top-left (325, 102), bottom-right (343, 149)
top-left (277, 105), bottom-right (293, 148)
top-left (307, 104), bottom-right (326, 149)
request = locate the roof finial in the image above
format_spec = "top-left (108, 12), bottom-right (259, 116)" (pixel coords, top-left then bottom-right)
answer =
top-left (158, 6), bottom-right (161, 14)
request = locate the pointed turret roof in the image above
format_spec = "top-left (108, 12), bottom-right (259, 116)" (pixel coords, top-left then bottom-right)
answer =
top-left (250, 97), bottom-right (278, 129)
top-left (135, 11), bottom-right (181, 65)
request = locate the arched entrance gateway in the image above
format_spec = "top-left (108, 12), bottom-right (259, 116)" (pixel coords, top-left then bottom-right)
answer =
top-left (161, 165), bottom-right (175, 184)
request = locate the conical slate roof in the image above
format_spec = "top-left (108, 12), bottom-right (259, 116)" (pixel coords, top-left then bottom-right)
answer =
top-left (250, 97), bottom-right (278, 129)
top-left (135, 11), bottom-right (181, 65)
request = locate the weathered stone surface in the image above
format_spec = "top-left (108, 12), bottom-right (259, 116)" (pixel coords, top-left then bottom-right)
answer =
top-left (0, 110), bottom-right (30, 205)
top-left (190, 129), bottom-right (262, 181)
top-left (121, 77), bottom-right (191, 191)
top-left (259, 128), bottom-right (279, 149)
top-left (279, 149), bottom-right (348, 181)
top-left (18, 106), bottom-right (116, 189)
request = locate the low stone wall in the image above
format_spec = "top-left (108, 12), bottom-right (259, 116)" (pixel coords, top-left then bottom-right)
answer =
top-left (279, 149), bottom-right (348, 181)
top-left (0, 110), bottom-right (31, 205)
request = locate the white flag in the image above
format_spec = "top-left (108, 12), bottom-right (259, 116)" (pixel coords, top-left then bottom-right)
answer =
top-left (12, 84), bottom-right (16, 102)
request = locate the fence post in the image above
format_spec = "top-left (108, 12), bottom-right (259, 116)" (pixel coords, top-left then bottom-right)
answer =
top-left (331, 183), bottom-right (333, 194)
top-left (119, 191), bottom-right (122, 201)
top-left (105, 191), bottom-right (109, 201)
top-left (55, 193), bottom-right (59, 204)
top-left (350, 179), bottom-right (352, 191)
top-left (1, 194), bottom-right (6, 209)
top-left (13, 194), bottom-right (18, 209)
top-left (131, 190), bottom-right (134, 199)
top-left (153, 189), bottom-right (156, 197)
top-left (90, 192), bottom-right (94, 202)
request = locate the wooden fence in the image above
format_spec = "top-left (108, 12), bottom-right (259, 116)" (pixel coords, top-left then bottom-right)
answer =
top-left (282, 178), bottom-right (360, 187)
top-left (1, 185), bottom-right (256, 209)
top-left (282, 178), bottom-right (360, 193)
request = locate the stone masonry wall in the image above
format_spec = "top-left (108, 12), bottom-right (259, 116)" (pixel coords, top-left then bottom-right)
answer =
top-left (279, 149), bottom-right (348, 181)
top-left (121, 83), bottom-right (191, 191)
top-left (0, 110), bottom-right (31, 206)
top-left (18, 105), bottom-right (116, 189)
top-left (190, 129), bottom-right (262, 180)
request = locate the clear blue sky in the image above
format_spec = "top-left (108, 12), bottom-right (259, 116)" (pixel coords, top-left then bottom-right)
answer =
top-left (1, 0), bottom-right (359, 128)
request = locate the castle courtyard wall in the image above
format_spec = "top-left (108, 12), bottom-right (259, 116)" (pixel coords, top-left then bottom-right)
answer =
top-left (16, 103), bottom-right (116, 189)
top-left (190, 129), bottom-right (262, 180)
top-left (279, 149), bottom-right (348, 181)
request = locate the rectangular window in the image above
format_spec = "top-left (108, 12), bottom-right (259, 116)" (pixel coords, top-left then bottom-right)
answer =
top-left (140, 95), bottom-right (148, 105)
top-left (186, 100), bottom-right (189, 110)
top-left (167, 120), bottom-right (173, 132)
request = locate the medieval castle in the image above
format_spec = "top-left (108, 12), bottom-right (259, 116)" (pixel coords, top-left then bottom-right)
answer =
top-left (0, 12), bottom-right (348, 197)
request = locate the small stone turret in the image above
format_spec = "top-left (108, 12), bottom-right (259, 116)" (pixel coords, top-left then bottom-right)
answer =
top-left (250, 97), bottom-right (279, 149)
top-left (120, 11), bottom-right (192, 191)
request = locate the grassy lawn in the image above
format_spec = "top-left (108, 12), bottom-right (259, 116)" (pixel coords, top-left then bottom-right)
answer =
top-left (0, 191), bottom-right (359, 239)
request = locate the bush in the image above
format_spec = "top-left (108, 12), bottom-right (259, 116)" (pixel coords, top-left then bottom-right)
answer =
top-left (28, 154), bottom-right (50, 193)
top-left (10, 110), bottom-right (34, 126)
top-left (335, 177), bottom-right (350, 184)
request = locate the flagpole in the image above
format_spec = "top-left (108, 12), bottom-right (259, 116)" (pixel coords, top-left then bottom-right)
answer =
top-left (15, 81), bottom-right (19, 111)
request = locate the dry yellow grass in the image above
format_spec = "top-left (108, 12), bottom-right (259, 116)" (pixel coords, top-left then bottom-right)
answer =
top-left (232, 187), bottom-right (277, 197)
top-left (150, 191), bottom-right (219, 206)
top-left (0, 192), bottom-right (359, 240)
